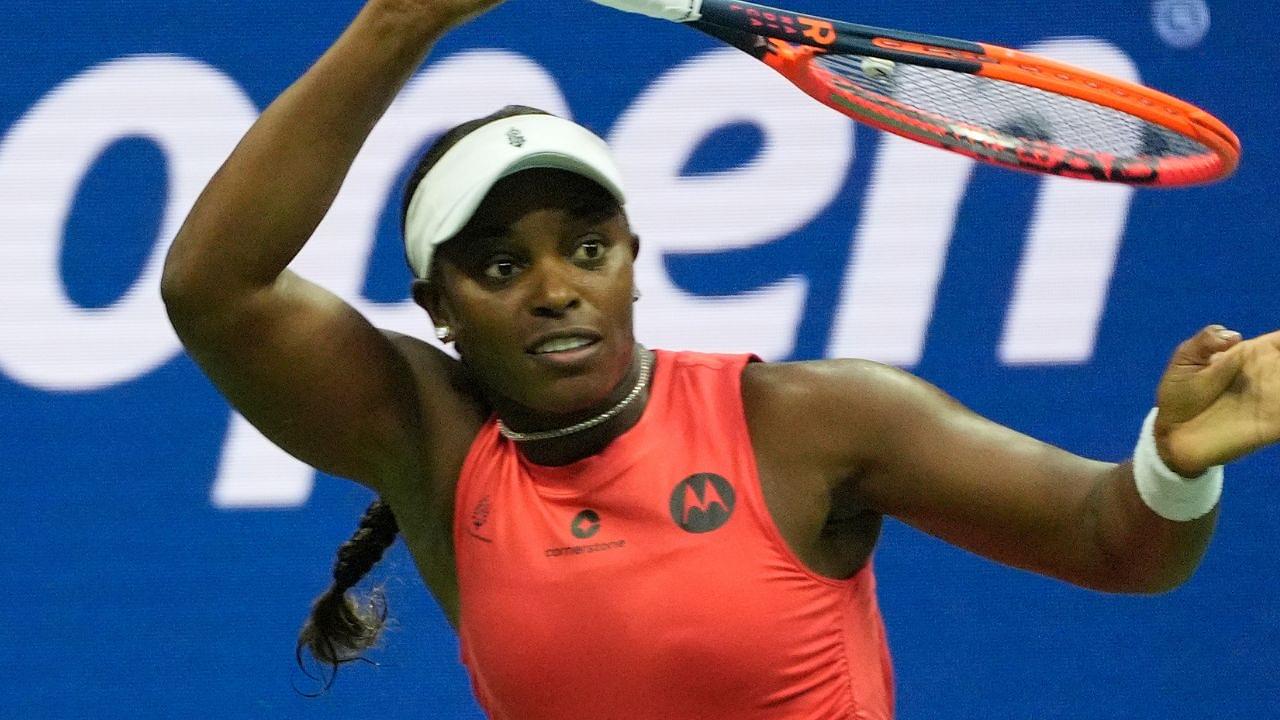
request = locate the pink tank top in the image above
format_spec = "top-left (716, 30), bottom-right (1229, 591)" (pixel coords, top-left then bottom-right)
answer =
top-left (453, 350), bottom-right (894, 719)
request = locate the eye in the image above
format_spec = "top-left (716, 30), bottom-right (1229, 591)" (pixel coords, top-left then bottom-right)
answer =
top-left (572, 237), bottom-right (607, 263)
top-left (482, 256), bottom-right (520, 280)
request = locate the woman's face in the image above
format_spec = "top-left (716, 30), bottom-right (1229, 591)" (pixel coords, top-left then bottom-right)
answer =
top-left (420, 168), bottom-right (639, 418)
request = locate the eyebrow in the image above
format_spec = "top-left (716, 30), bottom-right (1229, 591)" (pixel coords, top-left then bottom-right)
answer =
top-left (567, 193), bottom-right (619, 216)
top-left (462, 197), bottom-right (620, 241)
top-left (572, 201), bottom-right (621, 224)
top-left (459, 226), bottom-right (511, 244)
top-left (448, 235), bottom-right (511, 267)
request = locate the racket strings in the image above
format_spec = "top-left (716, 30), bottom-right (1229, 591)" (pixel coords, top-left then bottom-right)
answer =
top-left (815, 54), bottom-right (1208, 160)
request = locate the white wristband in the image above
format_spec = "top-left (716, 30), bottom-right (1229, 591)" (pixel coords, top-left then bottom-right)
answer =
top-left (1132, 408), bottom-right (1223, 522)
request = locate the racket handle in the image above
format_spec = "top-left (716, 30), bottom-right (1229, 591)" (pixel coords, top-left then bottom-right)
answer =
top-left (589, 0), bottom-right (702, 22)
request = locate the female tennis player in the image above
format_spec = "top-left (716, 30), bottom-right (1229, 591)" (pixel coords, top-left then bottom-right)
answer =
top-left (161, 1), bottom-right (1279, 717)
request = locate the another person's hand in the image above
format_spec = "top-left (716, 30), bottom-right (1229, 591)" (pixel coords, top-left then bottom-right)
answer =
top-left (1154, 325), bottom-right (1280, 475)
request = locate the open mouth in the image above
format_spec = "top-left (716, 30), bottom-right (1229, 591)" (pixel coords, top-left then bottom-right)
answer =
top-left (529, 336), bottom-right (599, 355)
top-left (525, 328), bottom-right (604, 362)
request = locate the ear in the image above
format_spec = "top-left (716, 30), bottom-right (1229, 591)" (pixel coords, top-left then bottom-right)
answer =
top-left (629, 233), bottom-right (641, 259)
top-left (412, 278), bottom-right (454, 332)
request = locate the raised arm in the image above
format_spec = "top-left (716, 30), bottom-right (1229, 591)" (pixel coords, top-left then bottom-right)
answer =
top-left (161, 0), bottom-right (502, 489)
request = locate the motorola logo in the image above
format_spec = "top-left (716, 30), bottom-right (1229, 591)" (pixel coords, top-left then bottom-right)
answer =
top-left (669, 473), bottom-right (736, 533)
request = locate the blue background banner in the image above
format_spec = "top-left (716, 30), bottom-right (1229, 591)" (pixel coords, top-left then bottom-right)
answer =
top-left (1, 0), bottom-right (1276, 717)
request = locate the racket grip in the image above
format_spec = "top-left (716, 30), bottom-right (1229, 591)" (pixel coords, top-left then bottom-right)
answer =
top-left (588, 0), bottom-right (702, 22)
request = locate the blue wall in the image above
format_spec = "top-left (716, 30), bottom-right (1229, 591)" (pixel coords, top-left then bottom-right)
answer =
top-left (2, 1), bottom-right (1276, 717)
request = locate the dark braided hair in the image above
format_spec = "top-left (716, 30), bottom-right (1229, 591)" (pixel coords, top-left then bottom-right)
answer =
top-left (296, 498), bottom-right (399, 686)
top-left (297, 105), bottom-right (553, 689)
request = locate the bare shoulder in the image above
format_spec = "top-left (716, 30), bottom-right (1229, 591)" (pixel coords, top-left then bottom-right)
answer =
top-left (741, 357), bottom-right (940, 429)
top-left (381, 330), bottom-right (489, 436)
top-left (741, 358), bottom-right (951, 485)
top-left (742, 356), bottom-right (923, 401)
top-left (382, 331), bottom-right (481, 403)
top-left (378, 331), bottom-right (489, 491)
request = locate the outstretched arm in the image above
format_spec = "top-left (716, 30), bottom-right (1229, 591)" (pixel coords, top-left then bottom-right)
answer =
top-left (162, 0), bottom-right (503, 489)
top-left (849, 369), bottom-right (1213, 594)
top-left (762, 325), bottom-right (1275, 593)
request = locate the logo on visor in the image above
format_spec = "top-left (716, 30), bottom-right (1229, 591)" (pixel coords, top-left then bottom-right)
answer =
top-left (506, 128), bottom-right (526, 147)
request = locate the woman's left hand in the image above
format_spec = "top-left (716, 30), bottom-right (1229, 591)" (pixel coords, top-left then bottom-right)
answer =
top-left (1155, 325), bottom-right (1280, 476)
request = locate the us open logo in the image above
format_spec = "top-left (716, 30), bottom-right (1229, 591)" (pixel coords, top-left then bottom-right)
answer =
top-left (669, 473), bottom-right (736, 533)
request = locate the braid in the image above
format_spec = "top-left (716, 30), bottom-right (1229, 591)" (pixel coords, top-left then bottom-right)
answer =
top-left (297, 106), bottom-right (557, 688)
top-left (296, 498), bottom-right (399, 687)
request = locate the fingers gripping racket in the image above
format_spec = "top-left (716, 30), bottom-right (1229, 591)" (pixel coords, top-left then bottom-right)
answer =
top-left (590, 0), bottom-right (1240, 186)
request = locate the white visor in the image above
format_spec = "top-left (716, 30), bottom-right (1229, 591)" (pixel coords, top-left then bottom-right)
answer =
top-left (403, 114), bottom-right (627, 279)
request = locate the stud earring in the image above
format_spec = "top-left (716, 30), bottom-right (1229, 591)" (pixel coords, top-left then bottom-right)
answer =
top-left (435, 326), bottom-right (452, 341)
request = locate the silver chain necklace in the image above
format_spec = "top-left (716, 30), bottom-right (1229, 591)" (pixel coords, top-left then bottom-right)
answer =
top-left (496, 350), bottom-right (654, 443)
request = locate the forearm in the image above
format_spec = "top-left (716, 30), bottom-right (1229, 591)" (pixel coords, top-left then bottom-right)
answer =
top-left (1087, 460), bottom-right (1218, 594)
top-left (162, 0), bottom-right (451, 304)
top-left (841, 362), bottom-right (1223, 594)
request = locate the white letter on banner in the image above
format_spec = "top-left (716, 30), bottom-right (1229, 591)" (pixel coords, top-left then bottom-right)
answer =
top-left (610, 47), bottom-right (853, 359)
top-left (0, 55), bottom-right (256, 390)
top-left (829, 38), bottom-right (1137, 367)
top-left (999, 39), bottom-right (1139, 365)
top-left (827, 134), bottom-right (976, 366)
top-left (214, 51), bottom-right (572, 508)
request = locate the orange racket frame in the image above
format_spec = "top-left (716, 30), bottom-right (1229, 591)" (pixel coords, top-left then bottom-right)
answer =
top-left (685, 0), bottom-right (1241, 186)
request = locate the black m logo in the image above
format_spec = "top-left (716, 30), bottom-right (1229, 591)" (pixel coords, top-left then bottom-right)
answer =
top-left (669, 473), bottom-right (736, 534)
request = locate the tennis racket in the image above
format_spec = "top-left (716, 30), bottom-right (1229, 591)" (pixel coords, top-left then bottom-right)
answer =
top-left (589, 0), bottom-right (1240, 186)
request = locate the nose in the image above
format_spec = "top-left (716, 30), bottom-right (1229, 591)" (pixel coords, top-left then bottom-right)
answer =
top-left (528, 257), bottom-right (581, 318)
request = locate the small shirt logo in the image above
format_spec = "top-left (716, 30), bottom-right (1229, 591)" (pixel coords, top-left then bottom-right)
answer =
top-left (571, 509), bottom-right (601, 539)
top-left (468, 495), bottom-right (493, 542)
top-left (506, 127), bottom-right (526, 147)
top-left (669, 473), bottom-right (736, 533)
top-left (546, 509), bottom-right (624, 558)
